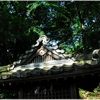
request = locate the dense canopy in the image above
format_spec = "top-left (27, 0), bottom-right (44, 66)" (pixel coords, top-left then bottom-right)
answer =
top-left (0, 1), bottom-right (100, 66)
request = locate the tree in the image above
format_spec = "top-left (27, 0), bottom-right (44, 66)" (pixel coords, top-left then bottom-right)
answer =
top-left (27, 1), bottom-right (100, 54)
top-left (0, 1), bottom-right (39, 65)
top-left (1, 1), bottom-right (100, 65)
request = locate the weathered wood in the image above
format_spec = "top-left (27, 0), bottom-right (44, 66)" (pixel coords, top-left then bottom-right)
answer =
top-left (9, 83), bottom-right (11, 86)
top-left (48, 51), bottom-right (62, 59)
top-left (82, 75), bottom-right (84, 78)
top-left (64, 77), bottom-right (67, 80)
top-left (23, 81), bottom-right (71, 99)
top-left (19, 88), bottom-right (23, 99)
top-left (2, 83), bottom-right (4, 86)
top-left (22, 46), bottom-right (57, 64)
top-left (70, 82), bottom-right (77, 98)
top-left (73, 76), bottom-right (76, 79)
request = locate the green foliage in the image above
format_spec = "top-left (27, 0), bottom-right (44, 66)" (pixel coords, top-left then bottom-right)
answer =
top-left (27, 1), bottom-right (100, 54)
top-left (79, 85), bottom-right (100, 99)
top-left (0, 1), bottom-right (39, 65)
top-left (0, 89), bottom-right (18, 99)
top-left (0, 1), bottom-right (100, 66)
top-left (29, 26), bottom-right (44, 36)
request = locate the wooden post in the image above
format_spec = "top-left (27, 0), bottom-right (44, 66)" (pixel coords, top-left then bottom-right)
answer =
top-left (70, 82), bottom-right (77, 99)
top-left (18, 88), bottom-right (23, 99)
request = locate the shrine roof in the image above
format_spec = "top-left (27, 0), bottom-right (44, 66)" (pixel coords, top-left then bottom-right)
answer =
top-left (0, 35), bottom-right (100, 83)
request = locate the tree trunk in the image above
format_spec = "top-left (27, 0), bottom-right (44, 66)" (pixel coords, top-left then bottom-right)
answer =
top-left (75, 2), bottom-right (87, 54)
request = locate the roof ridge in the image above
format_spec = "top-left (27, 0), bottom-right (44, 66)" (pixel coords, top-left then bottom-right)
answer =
top-left (5, 35), bottom-right (100, 72)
